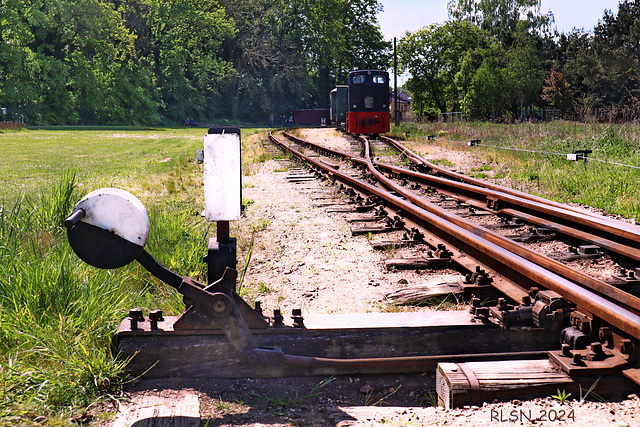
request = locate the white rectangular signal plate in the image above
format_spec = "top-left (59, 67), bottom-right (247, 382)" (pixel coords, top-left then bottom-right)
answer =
top-left (203, 129), bottom-right (241, 221)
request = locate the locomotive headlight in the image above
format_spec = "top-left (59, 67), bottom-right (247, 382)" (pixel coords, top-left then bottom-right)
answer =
top-left (383, 104), bottom-right (387, 108)
top-left (353, 104), bottom-right (357, 108)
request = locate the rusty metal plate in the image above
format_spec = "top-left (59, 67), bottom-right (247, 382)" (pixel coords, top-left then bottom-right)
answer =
top-left (622, 367), bottom-right (640, 386)
top-left (549, 349), bottom-right (629, 376)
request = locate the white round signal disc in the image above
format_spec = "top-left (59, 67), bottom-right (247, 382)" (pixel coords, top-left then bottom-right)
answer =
top-left (74, 188), bottom-right (150, 247)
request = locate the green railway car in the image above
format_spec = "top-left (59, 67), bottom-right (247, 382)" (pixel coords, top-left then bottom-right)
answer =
top-left (330, 85), bottom-right (348, 126)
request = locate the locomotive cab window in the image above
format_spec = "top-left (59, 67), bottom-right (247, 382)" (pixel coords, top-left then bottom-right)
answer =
top-left (373, 75), bottom-right (386, 84)
top-left (352, 75), bottom-right (365, 84)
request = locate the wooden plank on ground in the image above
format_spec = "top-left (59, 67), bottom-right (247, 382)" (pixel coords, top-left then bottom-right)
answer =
top-left (385, 258), bottom-right (451, 270)
top-left (111, 390), bottom-right (200, 427)
top-left (435, 359), bottom-right (640, 409)
top-left (437, 359), bottom-right (572, 409)
top-left (386, 283), bottom-right (462, 305)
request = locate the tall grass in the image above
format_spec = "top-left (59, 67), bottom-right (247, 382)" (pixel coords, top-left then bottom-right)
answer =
top-left (0, 173), bottom-right (130, 424)
top-left (0, 168), bottom-right (209, 425)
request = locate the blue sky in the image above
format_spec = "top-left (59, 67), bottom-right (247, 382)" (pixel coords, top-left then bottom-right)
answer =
top-left (378, 0), bottom-right (623, 40)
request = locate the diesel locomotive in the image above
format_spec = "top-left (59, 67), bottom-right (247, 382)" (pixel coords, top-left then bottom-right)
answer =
top-left (330, 69), bottom-right (390, 135)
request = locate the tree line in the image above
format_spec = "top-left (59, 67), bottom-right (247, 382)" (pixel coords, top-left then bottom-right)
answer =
top-left (0, 0), bottom-right (389, 125)
top-left (399, 0), bottom-right (640, 122)
top-left (3, 0), bottom-right (639, 125)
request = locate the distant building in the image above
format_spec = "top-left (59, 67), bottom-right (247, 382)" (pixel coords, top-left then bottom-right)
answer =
top-left (390, 91), bottom-right (411, 121)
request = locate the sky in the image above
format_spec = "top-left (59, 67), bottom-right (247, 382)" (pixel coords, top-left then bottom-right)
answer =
top-left (377, 0), bottom-right (623, 41)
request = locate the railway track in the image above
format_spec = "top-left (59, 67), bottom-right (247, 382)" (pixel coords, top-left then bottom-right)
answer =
top-left (268, 129), bottom-right (640, 402)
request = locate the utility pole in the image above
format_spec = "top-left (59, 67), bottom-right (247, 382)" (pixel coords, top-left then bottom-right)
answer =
top-left (394, 37), bottom-right (399, 127)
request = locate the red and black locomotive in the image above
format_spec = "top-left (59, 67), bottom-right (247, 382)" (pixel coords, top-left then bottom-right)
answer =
top-left (345, 69), bottom-right (390, 135)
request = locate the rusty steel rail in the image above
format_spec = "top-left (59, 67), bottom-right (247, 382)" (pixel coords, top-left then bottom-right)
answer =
top-left (372, 160), bottom-right (640, 263)
top-left (283, 131), bottom-right (640, 264)
top-left (270, 131), bottom-right (640, 341)
top-left (357, 144), bottom-right (640, 318)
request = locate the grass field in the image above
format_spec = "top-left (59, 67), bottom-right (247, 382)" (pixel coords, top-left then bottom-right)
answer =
top-left (1, 122), bottom-right (639, 425)
top-left (0, 128), bottom-right (206, 199)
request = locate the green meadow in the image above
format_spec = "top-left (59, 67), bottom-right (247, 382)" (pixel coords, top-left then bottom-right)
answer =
top-left (1, 123), bottom-right (639, 425)
top-left (0, 128), bottom-right (206, 199)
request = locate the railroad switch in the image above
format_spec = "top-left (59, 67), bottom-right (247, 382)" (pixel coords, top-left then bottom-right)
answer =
top-left (65, 128), bottom-right (640, 390)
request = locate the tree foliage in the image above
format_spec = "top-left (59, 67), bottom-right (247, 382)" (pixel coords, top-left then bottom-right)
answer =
top-left (402, 0), bottom-right (640, 122)
top-left (590, 0), bottom-right (640, 105)
top-left (448, 0), bottom-right (550, 45)
top-left (398, 21), bottom-right (483, 115)
top-left (0, 0), bottom-right (389, 125)
top-left (541, 70), bottom-right (572, 114)
top-left (1, 0), bottom-right (156, 124)
top-left (3, 0), bottom-right (639, 124)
